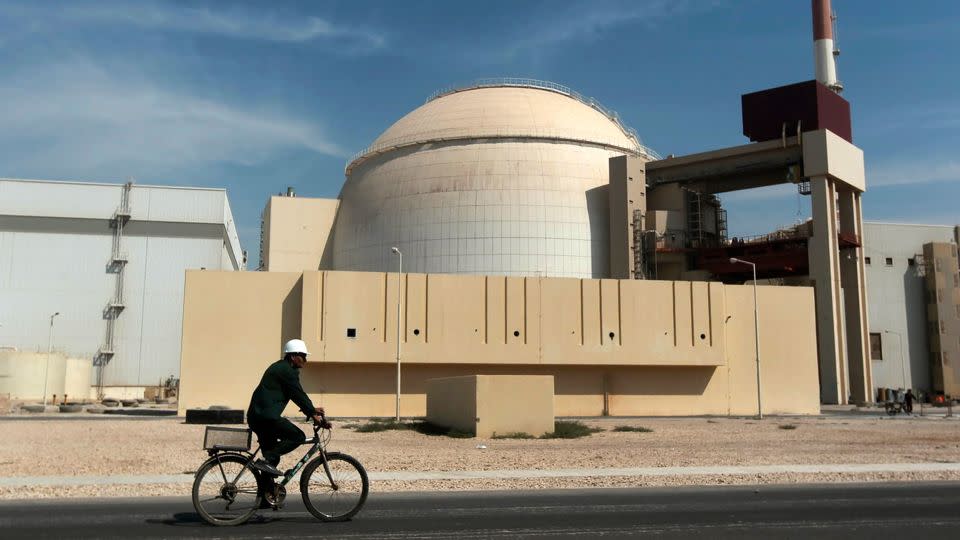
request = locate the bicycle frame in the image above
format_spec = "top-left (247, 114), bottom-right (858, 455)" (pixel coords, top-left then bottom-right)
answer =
top-left (205, 422), bottom-right (337, 490)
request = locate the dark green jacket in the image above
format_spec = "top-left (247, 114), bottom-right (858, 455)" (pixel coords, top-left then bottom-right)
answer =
top-left (247, 359), bottom-right (316, 421)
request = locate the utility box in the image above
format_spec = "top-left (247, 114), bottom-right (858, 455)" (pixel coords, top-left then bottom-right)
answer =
top-left (426, 375), bottom-right (554, 438)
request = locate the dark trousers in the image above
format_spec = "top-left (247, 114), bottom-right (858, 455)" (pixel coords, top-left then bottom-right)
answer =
top-left (248, 416), bottom-right (304, 466)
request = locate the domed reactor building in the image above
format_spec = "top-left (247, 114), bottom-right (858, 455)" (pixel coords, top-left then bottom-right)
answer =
top-left (259, 79), bottom-right (673, 279)
top-left (186, 1), bottom-right (876, 418)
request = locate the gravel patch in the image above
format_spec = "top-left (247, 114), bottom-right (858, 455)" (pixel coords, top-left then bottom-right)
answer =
top-left (1, 415), bottom-right (958, 500)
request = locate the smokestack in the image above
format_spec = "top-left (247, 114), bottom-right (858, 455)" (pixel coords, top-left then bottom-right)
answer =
top-left (812, 0), bottom-right (843, 93)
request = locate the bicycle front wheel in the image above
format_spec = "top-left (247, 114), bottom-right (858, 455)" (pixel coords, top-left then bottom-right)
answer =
top-left (300, 452), bottom-right (369, 521)
top-left (192, 454), bottom-right (262, 526)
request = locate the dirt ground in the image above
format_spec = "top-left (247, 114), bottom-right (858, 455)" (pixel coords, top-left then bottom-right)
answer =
top-left (1, 413), bottom-right (959, 499)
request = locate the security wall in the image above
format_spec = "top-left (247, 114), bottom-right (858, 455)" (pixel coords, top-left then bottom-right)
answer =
top-left (180, 270), bottom-right (821, 417)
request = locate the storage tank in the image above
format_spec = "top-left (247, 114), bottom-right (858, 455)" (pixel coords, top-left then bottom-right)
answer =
top-left (64, 357), bottom-right (93, 401)
top-left (333, 79), bottom-right (658, 278)
top-left (0, 351), bottom-right (67, 400)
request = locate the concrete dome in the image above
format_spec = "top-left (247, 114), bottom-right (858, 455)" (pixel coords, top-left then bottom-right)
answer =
top-left (333, 80), bottom-right (656, 278)
top-left (370, 84), bottom-right (641, 156)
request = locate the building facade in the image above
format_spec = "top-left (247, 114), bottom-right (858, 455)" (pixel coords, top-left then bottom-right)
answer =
top-left (863, 221), bottom-right (959, 398)
top-left (0, 178), bottom-right (243, 396)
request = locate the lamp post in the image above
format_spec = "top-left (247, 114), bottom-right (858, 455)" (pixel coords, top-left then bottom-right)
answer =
top-left (730, 258), bottom-right (762, 419)
top-left (390, 247), bottom-right (402, 422)
top-left (42, 312), bottom-right (60, 407)
top-left (883, 329), bottom-right (907, 393)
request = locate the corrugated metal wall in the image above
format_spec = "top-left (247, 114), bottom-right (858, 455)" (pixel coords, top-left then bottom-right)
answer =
top-left (0, 179), bottom-right (243, 387)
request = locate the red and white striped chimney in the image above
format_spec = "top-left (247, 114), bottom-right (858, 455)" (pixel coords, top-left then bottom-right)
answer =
top-left (812, 0), bottom-right (843, 93)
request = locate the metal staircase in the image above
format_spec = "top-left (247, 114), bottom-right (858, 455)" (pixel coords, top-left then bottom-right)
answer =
top-left (717, 207), bottom-right (729, 245)
top-left (94, 181), bottom-right (132, 394)
top-left (687, 191), bottom-right (705, 248)
top-left (632, 209), bottom-right (645, 279)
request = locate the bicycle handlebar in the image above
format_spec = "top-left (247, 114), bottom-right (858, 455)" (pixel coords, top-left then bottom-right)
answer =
top-left (310, 411), bottom-right (332, 431)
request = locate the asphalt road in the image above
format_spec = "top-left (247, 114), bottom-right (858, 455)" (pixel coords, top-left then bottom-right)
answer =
top-left (2, 482), bottom-right (959, 539)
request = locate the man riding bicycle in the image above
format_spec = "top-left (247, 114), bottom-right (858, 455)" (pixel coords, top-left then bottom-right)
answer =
top-left (247, 338), bottom-right (326, 477)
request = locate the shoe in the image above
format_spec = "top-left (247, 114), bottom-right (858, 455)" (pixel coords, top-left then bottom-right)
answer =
top-left (252, 459), bottom-right (283, 477)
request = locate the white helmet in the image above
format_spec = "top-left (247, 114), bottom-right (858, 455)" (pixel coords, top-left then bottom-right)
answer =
top-left (283, 339), bottom-right (310, 357)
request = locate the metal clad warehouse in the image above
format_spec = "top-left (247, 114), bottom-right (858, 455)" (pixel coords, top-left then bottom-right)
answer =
top-left (862, 222), bottom-right (959, 394)
top-left (0, 178), bottom-right (243, 396)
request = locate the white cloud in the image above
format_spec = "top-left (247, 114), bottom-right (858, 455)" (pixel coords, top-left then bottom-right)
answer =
top-left (505, 0), bottom-right (720, 53)
top-left (860, 103), bottom-right (960, 135)
top-left (0, 62), bottom-right (345, 178)
top-left (5, 1), bottom-right (384, 48)
top-left (867, 159), bottom-right (960, 187)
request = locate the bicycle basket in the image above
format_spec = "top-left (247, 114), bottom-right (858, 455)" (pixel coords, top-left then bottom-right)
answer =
top-left (203, 426), bottom-right (252, 451)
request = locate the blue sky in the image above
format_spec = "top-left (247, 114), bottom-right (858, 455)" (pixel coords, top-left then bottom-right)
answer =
top-left (1, 0), bottom-right (957, 266)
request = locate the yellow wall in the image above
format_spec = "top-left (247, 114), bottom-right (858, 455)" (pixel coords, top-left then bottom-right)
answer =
top-left (261, 196), bottom-right (339, 271)
top-left (180, 271), bottom-right (304, 412)
top-left (180, 270), bottom-right (821, 417)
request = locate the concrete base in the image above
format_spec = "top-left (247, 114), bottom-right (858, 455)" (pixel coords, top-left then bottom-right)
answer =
top-left (427, 375), bottom-right (554, 438)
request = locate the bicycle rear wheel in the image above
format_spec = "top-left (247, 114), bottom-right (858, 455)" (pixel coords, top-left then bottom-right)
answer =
top-left (192, 454), bottom-right (263, 526)
top-left (300, 452), bottom-right (369, 521)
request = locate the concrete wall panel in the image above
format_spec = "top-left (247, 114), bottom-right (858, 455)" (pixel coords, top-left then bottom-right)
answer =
top-left (180, 271), bottom-right (820, 416)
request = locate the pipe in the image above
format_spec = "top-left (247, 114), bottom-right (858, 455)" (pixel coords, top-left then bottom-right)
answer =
top-left (812, 0), bottom-right (843, 93)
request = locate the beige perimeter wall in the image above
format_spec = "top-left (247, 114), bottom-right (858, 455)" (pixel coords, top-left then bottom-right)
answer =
top-left (180, 270), bottom-right (820, 417)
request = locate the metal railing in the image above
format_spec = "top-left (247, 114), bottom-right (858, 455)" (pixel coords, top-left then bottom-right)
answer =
top-left (345, 78), bottom-right (661, 174)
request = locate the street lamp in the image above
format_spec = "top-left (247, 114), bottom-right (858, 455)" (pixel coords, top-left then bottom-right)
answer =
top-left (883, 329), bottom-right (907, 394)
top-left (730, 258), bottom-right (762, 419)
top-left (42, 312), bottom-right (61, 407)
top-left (390, 247), bottom-right (403, 422)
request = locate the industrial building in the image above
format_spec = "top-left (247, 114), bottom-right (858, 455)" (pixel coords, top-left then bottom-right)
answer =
top-left (863, 222), bottom-right (960, 398)
top-left (174, 0), bottom-right (944, 416)
top-left (180, 0), bottom-right (882, 416)
top-left (0, 178), bottom-right (243, 399)
top-left (185, 93), bottom-right (864, 417)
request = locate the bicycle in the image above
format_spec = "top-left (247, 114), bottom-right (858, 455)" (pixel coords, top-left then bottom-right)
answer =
top-left (191, 414), bottom-right (369, 526)
top-left (884, 401), bottom-right (910, 416)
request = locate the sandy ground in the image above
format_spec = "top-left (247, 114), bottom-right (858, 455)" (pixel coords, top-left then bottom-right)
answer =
top-left (1, 413), bottom-right (959, 499)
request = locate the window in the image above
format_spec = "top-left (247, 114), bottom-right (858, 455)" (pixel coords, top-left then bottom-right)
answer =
top-left (865, 257), bottom-right (872, 265)
top-left (908, 258), bottom-right (916, 267)
top-left (869, 333), bottom-right (883, 360)
top-left (885, 257), bottom-right (894, 266)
